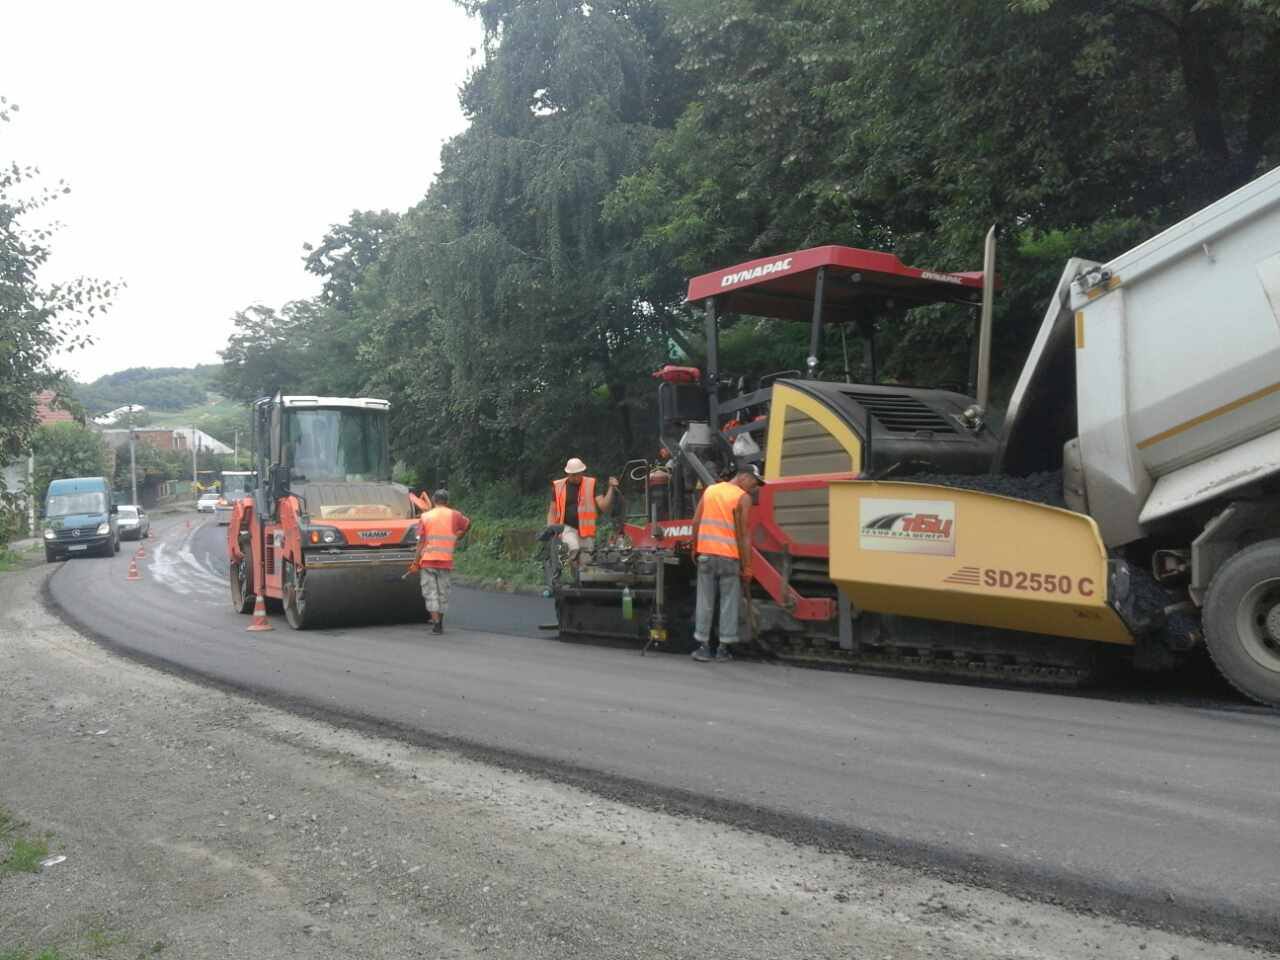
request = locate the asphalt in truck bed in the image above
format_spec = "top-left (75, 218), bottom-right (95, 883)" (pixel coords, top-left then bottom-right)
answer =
top-left (44, 514), bottom-right (1280, 948)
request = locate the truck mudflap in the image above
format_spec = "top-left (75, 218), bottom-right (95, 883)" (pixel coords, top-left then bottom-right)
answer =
top-left (828, 481), bottom-right (1135, 646)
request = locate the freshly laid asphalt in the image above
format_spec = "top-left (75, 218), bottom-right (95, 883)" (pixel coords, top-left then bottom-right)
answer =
top-left (44, 514), bottom-right (1280, 947)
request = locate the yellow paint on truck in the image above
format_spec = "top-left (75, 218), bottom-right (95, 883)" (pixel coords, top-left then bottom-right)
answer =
top-left (828, 481), bottom-right (1134, 646)
top-left (763, 382), bottom-right (864, 480)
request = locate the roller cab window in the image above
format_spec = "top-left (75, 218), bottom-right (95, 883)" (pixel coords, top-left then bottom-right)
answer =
top-left (283, 408), bottom-right (390, 483)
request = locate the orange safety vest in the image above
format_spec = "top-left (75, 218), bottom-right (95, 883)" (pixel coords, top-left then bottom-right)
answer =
top-left (695, 482), bottom-right (746, 559)
top-left (418, 507), bottom-right (460, 570)
top-left (551, 477), bottom-right (598, 537)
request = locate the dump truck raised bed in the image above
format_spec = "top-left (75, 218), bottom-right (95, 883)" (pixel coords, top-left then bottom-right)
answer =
top-left (227, 395), bottom-right (425, 629)
top-left (554, 164), bottom-right (1280, 706)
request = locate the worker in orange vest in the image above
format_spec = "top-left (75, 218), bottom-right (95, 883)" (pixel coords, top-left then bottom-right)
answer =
top-left (416, 489), bottom-right (471, 635)
top-left (547, 457), bottom-right (620, 569)
top-left (690, 463), bottom-right (765, 663)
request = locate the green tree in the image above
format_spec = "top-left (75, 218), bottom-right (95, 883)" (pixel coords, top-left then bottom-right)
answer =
top-left (607, 0), bottom-right (1280, 395)
top-left (216, 302), bottom-right (316, 402)
top-left (395, 0), bottom-right (686, 487)
top-left (74, 365), bottom-right (217, 416)
top-left (1, 97), bottom-right (117, 529)
top-left (31, 423), bottom-right (108, 507)
top-left (304, 209), bottom-right (400, 312)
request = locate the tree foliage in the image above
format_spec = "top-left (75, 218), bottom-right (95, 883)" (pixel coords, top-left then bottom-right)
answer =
top-left (73, 365), bottom-right (220, 416)
top-left (209, 0), bottom-right (1280, 491)
top-left (1, 98), bottom-right (117, 476)
top-left (31, 422), bottom-right (109, 507)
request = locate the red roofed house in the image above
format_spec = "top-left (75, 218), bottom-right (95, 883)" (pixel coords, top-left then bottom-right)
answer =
top-left (35, 390), bottom-right (76, 426)
top-left (3, 391), bottom-right (85, 537)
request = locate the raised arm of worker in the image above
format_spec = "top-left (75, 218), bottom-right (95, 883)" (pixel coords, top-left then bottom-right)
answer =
top-left (735, 490), bottom-right (752, 579)
top-left (594, 475), bottom-right (621, 513)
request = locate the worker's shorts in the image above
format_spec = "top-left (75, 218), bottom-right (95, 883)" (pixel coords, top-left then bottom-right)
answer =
top-left (419, 568), bottom-right (452, 613)
top-left (561, 527), bottom-right (595, 565)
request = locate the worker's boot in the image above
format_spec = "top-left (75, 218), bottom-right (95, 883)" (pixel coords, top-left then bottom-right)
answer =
top-left (431, 618), bottom-right (443, 635)
top-left (691, 642), bottom-right (713, 662)
top-left (713, 644), bottom-right (734, 663)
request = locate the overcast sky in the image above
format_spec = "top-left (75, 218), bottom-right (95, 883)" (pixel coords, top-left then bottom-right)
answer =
top-left (1, 1), bottom-right (481, 382)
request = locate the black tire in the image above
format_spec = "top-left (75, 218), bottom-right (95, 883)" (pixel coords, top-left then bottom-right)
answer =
top-left (1203, 539), bottom-right (1280, 707)
top-left (283, 560), bottom-right (310, 630)
top-left (45, 548), bottom-right (58, 564)
top-left (98, 538), bottom-right (114, 558)
top-left (113, 535), bottom-right (120, 554)
top-left (230, 557), bottom-right (255, 614)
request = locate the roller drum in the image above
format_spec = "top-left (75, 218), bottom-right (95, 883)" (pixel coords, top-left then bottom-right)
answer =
top-left (286, 550), bottom-right (427, 629)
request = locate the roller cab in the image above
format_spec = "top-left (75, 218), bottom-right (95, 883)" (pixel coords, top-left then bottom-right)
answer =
top-left (828, 481), bottom-right (1135, 646)
top-left (228, 395), bottom-right (427, 629)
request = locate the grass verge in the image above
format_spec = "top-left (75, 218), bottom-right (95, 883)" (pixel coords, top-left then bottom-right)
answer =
top-left (0, 807), bottom-right (51, 875)
top-left (450, 484), bottom-right (548, 590)
top-left (0, 949), bottom-right (68, 960)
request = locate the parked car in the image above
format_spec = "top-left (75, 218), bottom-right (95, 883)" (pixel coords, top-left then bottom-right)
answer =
top-left (196, 491), bottom-right (220, 513)
top-left (116, 504), bottom-right (151, 541)
top-left (43, 476), bottom-right (119, 562)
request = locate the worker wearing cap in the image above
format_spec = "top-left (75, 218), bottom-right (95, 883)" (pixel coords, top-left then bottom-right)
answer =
top-left (417, 489), bottom-right (471, 635)
top-left (548, 458), bottom-right (620, 568)
top-left (690, 463), bottom-right (765, 663)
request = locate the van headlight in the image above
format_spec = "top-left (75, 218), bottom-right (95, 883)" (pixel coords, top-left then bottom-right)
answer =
top-left (96, 522), bottom-right (110, 535)
top-left (43, 528), bottom-right (55, 540)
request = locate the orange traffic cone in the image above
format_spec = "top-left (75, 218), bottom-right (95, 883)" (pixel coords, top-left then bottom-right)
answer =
top-left (246, 594), bottom-right (272, 632)
top-left (135, 544), bottom-right (146, 558)
top-left (127, 558), bottom-right (141, 581)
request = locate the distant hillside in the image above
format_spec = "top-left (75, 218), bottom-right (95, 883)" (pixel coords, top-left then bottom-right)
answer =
top-left (74, 365), bottom-right (222, 416)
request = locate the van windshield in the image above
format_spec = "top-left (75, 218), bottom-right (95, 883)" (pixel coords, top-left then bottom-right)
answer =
top-left (47, 491), bottom-right (106, 517)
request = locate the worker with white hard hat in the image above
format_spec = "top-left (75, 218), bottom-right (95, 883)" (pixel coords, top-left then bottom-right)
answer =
top-left (547, 457), bottom-right (619, 569)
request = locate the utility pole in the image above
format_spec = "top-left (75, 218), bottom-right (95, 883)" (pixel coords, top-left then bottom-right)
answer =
top-left (234, 429), bottom-right (239, 469)
top-left (128, 406), bottom-right (138, 507)
top-left (191, 425), bottom-right (198, 491)
top-left (27, 452), bottom-right (35, 532)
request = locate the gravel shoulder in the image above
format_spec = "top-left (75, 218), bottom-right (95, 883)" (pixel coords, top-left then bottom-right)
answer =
top-left (0, 565), bottom-right (1270, 960)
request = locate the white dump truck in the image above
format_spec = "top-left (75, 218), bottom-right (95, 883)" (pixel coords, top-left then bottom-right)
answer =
top-left (831, 165), bottom-right (1280, 706)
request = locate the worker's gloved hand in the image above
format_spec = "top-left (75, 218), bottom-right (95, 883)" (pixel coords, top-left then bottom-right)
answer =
top-left (740, 566), bottom-right (753, 582)
top-left (536, 524), bottom-right (565, 542)
top-left (608, 476), bottom-right (620, 489)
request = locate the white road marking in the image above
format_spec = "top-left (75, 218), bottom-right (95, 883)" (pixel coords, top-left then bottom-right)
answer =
top-left (147, 531), bottom-right (224, 602)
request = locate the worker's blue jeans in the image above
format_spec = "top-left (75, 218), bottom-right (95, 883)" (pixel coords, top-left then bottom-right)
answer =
top-left (694, 554), bottom-right (740, 646)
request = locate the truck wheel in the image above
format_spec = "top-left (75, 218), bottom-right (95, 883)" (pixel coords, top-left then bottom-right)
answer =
top-left (283, 560), bottom-right (310, 630)
top-left (230, 557), bottom-right (254, 614)
top-left (1203, 540), bottom-right (1280, 707)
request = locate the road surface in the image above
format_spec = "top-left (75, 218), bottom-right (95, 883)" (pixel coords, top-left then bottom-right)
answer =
top-left (45, 514), bottom-right (1280, 947)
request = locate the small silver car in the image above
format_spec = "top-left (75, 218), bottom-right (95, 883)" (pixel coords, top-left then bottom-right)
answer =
top-left (196, 491), bottom-right (220, 513)
top-left (116, 504), bottom-right (151, 540)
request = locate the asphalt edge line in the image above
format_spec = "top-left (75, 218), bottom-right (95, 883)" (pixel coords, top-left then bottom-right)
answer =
top-left (36, 566), bottom-right (1277, 952)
